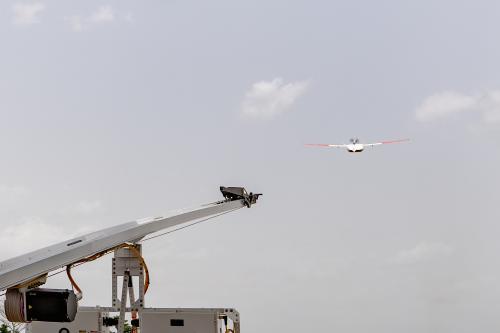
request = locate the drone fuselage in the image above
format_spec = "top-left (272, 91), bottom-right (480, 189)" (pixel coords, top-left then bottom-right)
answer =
top-left (347, 144), bottom-right (364, 152)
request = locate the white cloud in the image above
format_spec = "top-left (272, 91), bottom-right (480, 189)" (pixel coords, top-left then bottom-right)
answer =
top-left (393, 242), bottom-right (453, 265)
top-left (416, 90), bottom-right (500, 125)
top-left (65, 5), bottom-right (115, 32)
top-left (12, 2), bottom-right (45, 26)
top-left (416, 91), bottom-right (476, 122)
top-left (241, 78), bottom-right (310, 119)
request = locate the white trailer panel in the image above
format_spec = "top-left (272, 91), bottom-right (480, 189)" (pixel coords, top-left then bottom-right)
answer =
top-left (28, 307), bottom-right (109, 333)
top-left (28, 308), bottom-right (239, 333)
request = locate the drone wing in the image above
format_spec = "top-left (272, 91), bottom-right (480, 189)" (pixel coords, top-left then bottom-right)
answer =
top-left (305, 143), bottom-right (347, 148)
top-left (364, 138), bottom-right (410, 147)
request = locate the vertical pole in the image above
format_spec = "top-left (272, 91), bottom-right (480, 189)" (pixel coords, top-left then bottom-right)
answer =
top-left (138, 263), bottom-right (144, 309)
top-left (112, 257), bottom-right (118, 308)
top-left (118, 271), bottom-right (129, 333)
top-left (128, 276), bottom-right (137, 333)
top-left (128, 276), bottom-right (135, 311)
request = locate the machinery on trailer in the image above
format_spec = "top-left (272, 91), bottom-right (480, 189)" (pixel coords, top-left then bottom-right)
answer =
top-left (28, 245), bottom-right (241, 333)
top-left (1, 186), bottom-right (260, 333)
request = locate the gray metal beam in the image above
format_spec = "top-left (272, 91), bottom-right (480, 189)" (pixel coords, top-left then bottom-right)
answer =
top-left (0, 198), bottom-right (247, 291)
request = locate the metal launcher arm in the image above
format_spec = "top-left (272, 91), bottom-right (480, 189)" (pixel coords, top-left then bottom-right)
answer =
top-left (0, 186), bottom-right (261, 293)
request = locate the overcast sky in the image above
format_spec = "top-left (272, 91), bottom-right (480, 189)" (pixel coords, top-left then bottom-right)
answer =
top-left (1, 1), bottom-right (500, 332)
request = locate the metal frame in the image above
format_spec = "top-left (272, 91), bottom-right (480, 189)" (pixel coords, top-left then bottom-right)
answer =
top-left (111, 246), bottom-right (145, 333)
top-left (25, 236), bottom-right (242, 333)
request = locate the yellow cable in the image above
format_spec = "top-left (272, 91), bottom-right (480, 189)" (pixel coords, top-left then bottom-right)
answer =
top-left (66, 243), bottom-right (150, 299)
top-left (124, 245), bottom-right (150, 293)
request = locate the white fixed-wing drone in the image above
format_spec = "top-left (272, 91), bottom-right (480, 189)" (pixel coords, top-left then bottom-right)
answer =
top-left (305, 137), bottom-right (410, 153)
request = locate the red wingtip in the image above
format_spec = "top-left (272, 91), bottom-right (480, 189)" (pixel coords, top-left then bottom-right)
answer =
top-left (381, 138), bottom-right (410, 144)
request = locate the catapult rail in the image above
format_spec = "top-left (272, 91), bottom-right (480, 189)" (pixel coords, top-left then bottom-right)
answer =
top-left (0, 187), bottom-right (260, 292)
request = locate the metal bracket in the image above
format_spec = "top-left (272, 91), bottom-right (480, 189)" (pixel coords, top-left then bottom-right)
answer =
top-left (220, 186), bottom-right (261, 208)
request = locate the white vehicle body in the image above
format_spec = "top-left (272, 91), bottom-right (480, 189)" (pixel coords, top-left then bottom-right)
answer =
top-left (28, 307), bottom-right (240, 333)
top-left (306, 137), bottom-right (409, 153)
